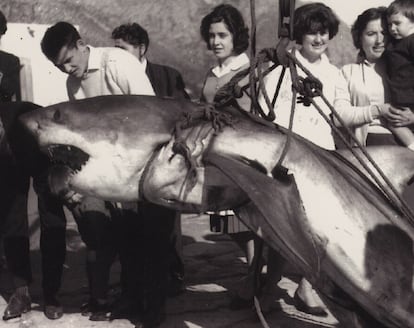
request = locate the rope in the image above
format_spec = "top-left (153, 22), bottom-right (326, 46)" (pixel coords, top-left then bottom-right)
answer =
top-left (286, 51), bottom-right (414, 225)
top-left (249, 0), bottom-right (258, 115)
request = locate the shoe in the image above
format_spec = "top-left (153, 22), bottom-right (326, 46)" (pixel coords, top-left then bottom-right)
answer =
top-left (89, 302), bottom-right (111, 321)
top-left (229, 294), bottom-right (253, 310)
top-left (43, 297), bottom-right (63, 320)
top-left (80, 298), bottom-right (98, 317)
top-left (293, 291), bottom-right (327, 316)
top-left (2, 290), bottom-right (31, 321)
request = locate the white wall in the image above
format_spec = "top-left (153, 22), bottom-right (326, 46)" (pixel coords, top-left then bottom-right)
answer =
top-left (0, 23), bottom-right (69, 106)
top-left (300, 0), bottom-right (394, 27)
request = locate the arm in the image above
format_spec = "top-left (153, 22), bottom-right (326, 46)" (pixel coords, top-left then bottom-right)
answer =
top-left (174, 72), bottom-right (190, 100)
top-left (333, 67), bottom-right (388, 126)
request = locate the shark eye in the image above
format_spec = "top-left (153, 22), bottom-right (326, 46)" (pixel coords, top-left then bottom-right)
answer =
top-left (53, 109), bottom-right (62, 122)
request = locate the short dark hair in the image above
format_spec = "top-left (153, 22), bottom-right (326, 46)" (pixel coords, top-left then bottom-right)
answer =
top-left (200, 4), bottom-right (249, 55)
top-left (111, 23), bottom-right (149, 50)
top-left (0, 10), bottom-right (7, 35)
top-left (41, 22), bottom-right (81, 61)
top-left (352, 7), bottom-right (388, 50)
top-left (387, 0), bottom-right (414, 21)
top-left (293, 3), bottom-right (339, 44)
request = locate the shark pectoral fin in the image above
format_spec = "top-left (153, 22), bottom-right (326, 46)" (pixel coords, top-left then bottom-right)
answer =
top-left (205, 153), bottom-right (322, 276)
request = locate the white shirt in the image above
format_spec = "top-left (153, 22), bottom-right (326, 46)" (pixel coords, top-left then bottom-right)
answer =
top-left (67, 46), bottom-right (155, 100)
top-left (259, 49), bottom-right (339, 150)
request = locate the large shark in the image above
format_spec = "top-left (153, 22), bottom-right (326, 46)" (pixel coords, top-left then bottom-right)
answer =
top-left (20, 95), bottom-right (414, 328)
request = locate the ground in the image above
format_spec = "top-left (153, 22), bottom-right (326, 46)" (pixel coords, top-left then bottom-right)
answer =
top-left (1, 185), bottom-right (340, 328)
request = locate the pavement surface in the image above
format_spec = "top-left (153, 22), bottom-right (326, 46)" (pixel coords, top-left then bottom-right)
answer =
top-left (0, 185), bottom-right (341, 328)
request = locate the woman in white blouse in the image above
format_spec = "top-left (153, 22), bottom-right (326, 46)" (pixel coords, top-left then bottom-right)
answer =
top-left (334, 7), bottom-right (396, 147)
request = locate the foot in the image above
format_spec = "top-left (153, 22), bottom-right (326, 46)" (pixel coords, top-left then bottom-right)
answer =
top-left (2, 288), bottom-right (31, 321)
top-left (80, 298), bottom-right (98, 317)
top-left (43, 296), bottom-right (63, 320)
top-left (293, 290), bottom-right (327, 316)
top-left (89, 301), bottom-right (111, 321)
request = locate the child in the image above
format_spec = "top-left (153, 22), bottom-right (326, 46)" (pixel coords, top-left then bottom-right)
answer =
top-left (385, 0), bottom-right (414, 150)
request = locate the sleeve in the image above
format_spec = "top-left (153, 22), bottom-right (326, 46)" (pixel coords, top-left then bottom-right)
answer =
top-left (0, 55), bottom-right (21, 101)
top-left (407, 35), bottom-right (414, 60)
top-left (333, 67), bottom-right (373, 127)
top-left (107, 50), bottom-right (155, 96)
top-left (174, 71), bottom-right (190, 99)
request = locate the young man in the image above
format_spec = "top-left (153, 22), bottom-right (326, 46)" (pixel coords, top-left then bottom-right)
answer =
top-left (112, 22), bottom-right (188, 100)
top-left (111, 22), bottom-right (188, 328)
top-left (39, 21), bottom-right (155, 322)
top-left (0, 10), bottom-right (33, 322)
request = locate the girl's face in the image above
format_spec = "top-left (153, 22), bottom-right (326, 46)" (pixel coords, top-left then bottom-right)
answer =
top-left (300, 29), bottom-right (329, 62)
top-left (208, 21), bottom-right (234, 63)
top-left (388, 12), bottom-right (414, 39)
top-left (361, 18), bottom-right (386, 62)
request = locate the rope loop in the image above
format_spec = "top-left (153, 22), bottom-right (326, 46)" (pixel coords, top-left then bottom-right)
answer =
top-left (295, 76), bottom-right (323, 107)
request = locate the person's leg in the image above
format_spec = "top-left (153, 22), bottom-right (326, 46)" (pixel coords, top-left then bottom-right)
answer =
top-left (228, 230), bottom-right (260, 309)
top-left (37, 189), bottom-right (66, 320)
top-left (167, 212), bottom-right (185, 297)
top-left (259, 247), bottom-right (286, 313)
top-left (1, 172), bottom-right (32, 321)
top-left (139, 203), bottom-right (175, 327)
top-left (72, 197), bottom-right (117, 321)
top-left (111, 202), bottom-right (145, 320)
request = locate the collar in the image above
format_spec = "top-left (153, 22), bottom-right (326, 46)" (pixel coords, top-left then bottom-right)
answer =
top-left (294, 48), bottom-right (329, 68)
top-left (211, 53), bottom-right (249, 78)
top-left (86, 46), bottom-right (102, 72)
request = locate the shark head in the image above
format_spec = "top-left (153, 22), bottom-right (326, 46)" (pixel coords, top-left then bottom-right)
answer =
top-left (20, 95), bottom-right (196, 201)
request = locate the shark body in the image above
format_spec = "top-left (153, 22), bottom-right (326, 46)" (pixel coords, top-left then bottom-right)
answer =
top-left (20, 95), bottom-right (414, 328)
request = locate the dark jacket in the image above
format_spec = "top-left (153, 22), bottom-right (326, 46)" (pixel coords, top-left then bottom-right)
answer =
top-left (0, 50), bottom-right (21, 102)
top-left (146, 62), bottom-right (189, 99)
top-left (385, 33), bottom-right (414, 106)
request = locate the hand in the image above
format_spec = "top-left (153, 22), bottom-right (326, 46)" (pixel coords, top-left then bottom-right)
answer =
top-left (384, 106), bottom-right (414, 127)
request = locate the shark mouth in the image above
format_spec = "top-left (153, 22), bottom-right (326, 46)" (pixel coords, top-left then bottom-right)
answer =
top-left (47, 144), bottom-right (90, 173)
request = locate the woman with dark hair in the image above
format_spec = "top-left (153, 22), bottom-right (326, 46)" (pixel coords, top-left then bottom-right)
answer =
top-left (259, 2), bottom-right (341, 315)
top-left (261, 2), bottom-right (340, 150)
top-left (334, 7), bottom-right (400, 146)
top-left (199, 3), bottom-right (263, 311)
top-left (200, 4), bottom-right (250, 109)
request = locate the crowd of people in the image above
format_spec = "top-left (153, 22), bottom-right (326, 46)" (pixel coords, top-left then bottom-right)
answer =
top-left (1, 0), bottom-right (414, 327)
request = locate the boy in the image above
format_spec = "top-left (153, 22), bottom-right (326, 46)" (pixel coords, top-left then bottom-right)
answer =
top-left (385, 0), bottom-right (414, 150)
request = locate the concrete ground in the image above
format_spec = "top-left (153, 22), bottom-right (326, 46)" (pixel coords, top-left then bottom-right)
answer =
top-left (1, 185), bottom-right (340, 328)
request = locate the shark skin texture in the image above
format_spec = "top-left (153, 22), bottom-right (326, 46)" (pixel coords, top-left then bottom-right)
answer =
top-left (19, 95), bottom-right (414, 328)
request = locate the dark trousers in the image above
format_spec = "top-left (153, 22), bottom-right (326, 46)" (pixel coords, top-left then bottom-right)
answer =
top-left (0, 164), bottom-right (32, 291)
top-left (113, 202), bottom-right (176, 313)
top-left (34, 169), bottom-right (117, 301)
